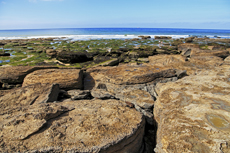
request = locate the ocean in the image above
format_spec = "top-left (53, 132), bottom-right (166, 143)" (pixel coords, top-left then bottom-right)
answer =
top-left (0, 28), bottom-right (230, 40)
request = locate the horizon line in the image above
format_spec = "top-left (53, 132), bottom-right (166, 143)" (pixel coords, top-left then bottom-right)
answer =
top-left (0, 27), bottom-right (230, 31)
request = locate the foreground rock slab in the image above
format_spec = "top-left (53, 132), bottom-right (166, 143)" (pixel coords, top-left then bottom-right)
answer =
top-left (0, 99), bottom-right (145, 153)
top-left (23, 69), bottom-right (83, 90)
top-left (0, 66), bottom-right (58, 84)
top-left (154, 65), bottom-right (230, 153)
top-left (0, 83), bottom-right (59, 113)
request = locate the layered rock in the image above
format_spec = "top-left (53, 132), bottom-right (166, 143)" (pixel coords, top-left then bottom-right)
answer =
top-left (0, 83), bottom-right (59, 113)
top-left (0, 66), bottom-right (58, 84)
top-left (0, 99), bottom-right (145, 153)
top-left (84, 64), bottom-right (184, 125)
top-left (154, 65), bottom-right (230, 153)
top-left (23, 69), bottom-right (83, 90)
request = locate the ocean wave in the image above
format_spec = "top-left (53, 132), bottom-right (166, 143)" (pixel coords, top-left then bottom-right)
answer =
top-left (0, 34), bottom-right (229, 40)
top-left (0, 34), bottom-right (189, 40)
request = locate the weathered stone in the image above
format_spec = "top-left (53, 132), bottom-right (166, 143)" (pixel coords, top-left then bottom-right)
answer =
top-left (46, 49), bottom-right (57, 57)
top-left (190, 49), bottom-right (229, 58)
top-left (85, 64), bottom-right (180, 88)
top-left (0, 66), bottom-right (58, 84)
top-left (154, 65), bottom-right (230, 153)
top-left (0, 83), bottom-right (59, 113)
top-left (0, 99), bottom-right (145, 153)
top-left (148, 55), bottom-right (186, 67)
top-left (23, 69), bottom-right (83, 90)
top-left (91, 89), bottom-right (115, 99)
top-left (67, 89), bottom-right (91, 100)
top-left (117, 89), bottom-right (155, 109)
top-left (178, 43), bottom-right (199, 55)
top-left (223, 55), bottom-right (230, 65)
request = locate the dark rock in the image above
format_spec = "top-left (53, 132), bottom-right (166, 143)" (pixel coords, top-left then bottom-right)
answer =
top-left (57, 51), bottom-right (92, 63)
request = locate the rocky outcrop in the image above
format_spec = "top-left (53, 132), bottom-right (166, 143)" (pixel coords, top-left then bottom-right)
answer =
top-left (0, 99), bottom-right (145, 153)
top-left (23, 69), bottom-right (83, 90)
top-left (0, 66), bottom-right (58, 84)
top-left (154, 36), bottom-right (172, 39)
top-left (0, 83), bottom-right (59, 113)
top-left (154, 65), bottom-right (230, 153)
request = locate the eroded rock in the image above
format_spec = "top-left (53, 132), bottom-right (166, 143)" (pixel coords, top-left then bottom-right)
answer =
top-left (0, 66), bottom-right (58, 84)
top-left (154, 65), bottom-right (230, 153)
top-left (23, 69), bottom-right (83, 90)
top-left (0, 83), bottom-right (60, 113)
top-left (0, 99), bottom-right (145, 153)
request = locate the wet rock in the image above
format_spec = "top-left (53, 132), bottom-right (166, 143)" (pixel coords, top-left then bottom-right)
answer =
top-left (23, 69), bottom-right (83, 90)
top-left (0, 83), bottom-right (60, 113)
top-left (57, 51), bottom-right (92, 63)
top-left (97, 58), bottom-right (119, 66)
top-left (138, 35), bottom-right (151, 39)
top-left (0, 99), bottom-right (145, 153)
top-left (154, 65), bottom-right (230, 153)
top-left (67, 89), bottom-right (91, 100)
top-left (154, 36), bottom-right (172, 39)
top-left (0, 66), bottom-right (58, 84)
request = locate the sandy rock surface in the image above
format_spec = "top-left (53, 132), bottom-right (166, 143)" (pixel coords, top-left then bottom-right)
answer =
top-left (0, 99), bottom-right (145, 153)
top-left (0, 83), bottom-right (59, 113)
top-left (23, 69), bottom-right (83, 90)
top-left (154, 65), bottom-right (230, 153)
top-left (0, 66), bottom-right (58, 84)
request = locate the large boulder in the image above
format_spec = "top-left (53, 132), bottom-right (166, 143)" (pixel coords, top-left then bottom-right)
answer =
top-left (0, 99), bottom-right (145, 153)
top-left (23, 69), bottom-right (83, 90)
top-left (154, 65), bottom-right (230, 153)
top-left (0, 83), bottom-right (59, 112)
top-left (0, 66), bottom-right (58, 84)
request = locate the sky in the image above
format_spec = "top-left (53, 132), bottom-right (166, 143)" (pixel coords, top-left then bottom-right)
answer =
top-left (0, 0), bottom-right (229, 30)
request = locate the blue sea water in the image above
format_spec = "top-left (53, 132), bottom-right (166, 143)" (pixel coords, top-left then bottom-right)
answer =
top-left (0, 28), bottom-right (230, 40)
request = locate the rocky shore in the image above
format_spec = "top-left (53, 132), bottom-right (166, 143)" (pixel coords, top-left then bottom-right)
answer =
top-left (0, 36), bottom-right (230, 152)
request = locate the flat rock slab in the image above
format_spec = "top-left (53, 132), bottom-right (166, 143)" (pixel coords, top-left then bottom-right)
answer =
top-left (84, 64), bottom-right (180, 90)
top-left (0, 66), bottom-right (58, 84)
top-left (148, 55), bottom-right (224, 75)
top-left (23, 69), bottom-right (83, 90)
top-left (0, 83), bottom-right (59, 113)
top-left (154, 65), bottom-right (230, 153)
top-left (0, 99), bottom-right (145, 153)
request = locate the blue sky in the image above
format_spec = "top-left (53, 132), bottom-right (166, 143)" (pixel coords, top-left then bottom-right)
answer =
top-left (0, 0), bottom-right (229, 29)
